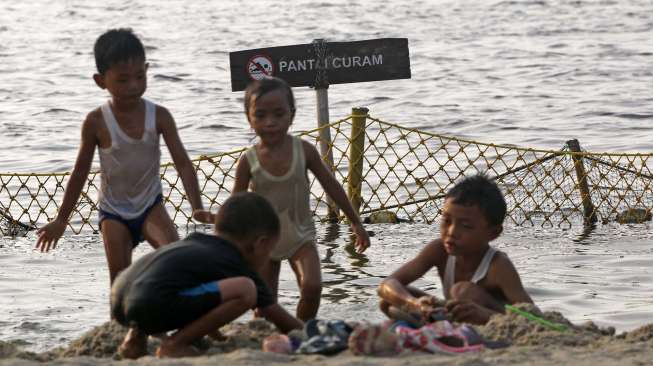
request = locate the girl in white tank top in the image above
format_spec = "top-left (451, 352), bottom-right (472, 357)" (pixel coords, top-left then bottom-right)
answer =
top-left (233, 77), bottom-right (371, 321)
top-left (245, 136), bottom-right (315, 261)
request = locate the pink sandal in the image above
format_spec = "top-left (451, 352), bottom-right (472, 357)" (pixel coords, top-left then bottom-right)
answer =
top-left (395, 320), bottom-right (484, 354)
top-left (348, 322), bottom-right (401, 356)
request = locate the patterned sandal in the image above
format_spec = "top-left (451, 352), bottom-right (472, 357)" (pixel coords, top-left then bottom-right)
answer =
top-left (348, 322), bottom-right (401, 356)
top-left (395, 320), bottom-right (484, 354)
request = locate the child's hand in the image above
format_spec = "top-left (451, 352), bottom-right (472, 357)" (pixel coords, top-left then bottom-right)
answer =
top-left (351, 222), bottom-right (371, 253)
top-left (445, 299), bottom-right (494, 325)
top-left (192, 209), bottom-right (216, 224)
top-left (35, 219), bottom-right (66, 252)
top-left (414, 295), bottom-right (441, 320)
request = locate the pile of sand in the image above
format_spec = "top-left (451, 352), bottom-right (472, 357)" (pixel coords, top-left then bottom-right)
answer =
top-left (0, 340), bottom-right (45, 363)
top-left (477, 303), bottom-right (614, 347)
top-left (57, 321), bottom-right (130, 359)
top-left (27, 318), bottom-right (279, 360)
top-left (617, 323), bottom-right (653, 343)
top-left (0, 341), bottom-right (19, 359)
top-left (203, 318), bottom-right (278, 355)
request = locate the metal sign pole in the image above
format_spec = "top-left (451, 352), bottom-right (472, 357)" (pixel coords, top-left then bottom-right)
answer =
top-left (313, 39), bottom-right (338, 220)
top-left (316, 88), bottom-right (333, 167)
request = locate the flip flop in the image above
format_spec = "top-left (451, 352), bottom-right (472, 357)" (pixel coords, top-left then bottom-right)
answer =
top-left (296, 319), bottom-right (353, 355)
top-left (395, 320), bottom-right (484, 354)
top-left (348, 322), bottom-right (401, 356)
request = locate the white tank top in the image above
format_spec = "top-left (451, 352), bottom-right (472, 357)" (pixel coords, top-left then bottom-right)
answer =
top-left (245, 136), bottom-right (316, 260)
top-left (98, 99), bottom-right (162, 219)
top-left (442, 247), bottom-right (498, 299)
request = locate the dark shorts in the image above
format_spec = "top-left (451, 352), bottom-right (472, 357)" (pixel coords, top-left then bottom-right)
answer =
top-left (113, 281), bottom-right (223, 335)
top-left (98, 194), bottom-right (163, 247)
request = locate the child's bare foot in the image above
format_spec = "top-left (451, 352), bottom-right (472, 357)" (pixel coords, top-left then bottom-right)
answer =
top-left (208, 328), bottom-right (227, 341)
top-left (118, 329), bottom-right (148, 359)
top-left (156, 338), bottom-right (203, 358)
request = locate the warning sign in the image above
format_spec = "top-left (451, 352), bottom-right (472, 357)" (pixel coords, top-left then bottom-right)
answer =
top-left (230, 38), bottom-right (411, 91)
top-left (247, 55), bottom-right (274, 80)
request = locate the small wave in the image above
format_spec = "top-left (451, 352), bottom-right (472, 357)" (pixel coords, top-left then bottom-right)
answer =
top-left (56, 10), bottom-right (77, 17)
top-left (481, 108), bottom-right (503, 113)
top-left (580, 111), bottom-right (653, 120)
top-left (214, 110), bottom-right (242, 116)
top-left (492, 0), bottom-right (548, 7)
top-left (153, 74), bottom-right (184, 82)
top-left (189, 86), bottom-right (221, 93)
top-left (447, 119), bottom-right (468, 127)
top-left (310, 2), bottom-right (340, 8)
top-left (199, 123), bottom-right (238, 131)
top-left (615, 113), bottom-right (653, 120)
top-left (528, 27), bottom-right (585, 37)
top-left (15, 322), bottom-right (42, 331)
top-left (514, 63), bottom-right (548, 69)
top-left (546, 70), bottom-right (576, 78)
top-left (206, 49), bottom-right (229, 55)
top-left (31, 108), bottom-right (77, 116)
top-left (0, 122), bottom-right (33, 132)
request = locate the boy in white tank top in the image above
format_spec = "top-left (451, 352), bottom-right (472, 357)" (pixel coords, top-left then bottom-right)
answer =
top-left (378, 174), bottom-right (533, 325)
top-left (35, 28), bottom-right (212, 359)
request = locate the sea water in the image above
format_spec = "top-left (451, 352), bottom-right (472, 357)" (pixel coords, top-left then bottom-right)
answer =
top-left (1, 0), bottom-right (652, 352)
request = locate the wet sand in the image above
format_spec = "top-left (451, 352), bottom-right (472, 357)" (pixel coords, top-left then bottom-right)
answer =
top-left (2, 304), bottom-right (652, 365)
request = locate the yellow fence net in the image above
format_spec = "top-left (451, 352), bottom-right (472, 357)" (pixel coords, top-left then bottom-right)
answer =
top-left (1, 109), bottom-right (652, 236)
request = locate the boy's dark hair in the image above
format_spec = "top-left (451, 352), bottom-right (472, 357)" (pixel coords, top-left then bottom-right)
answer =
top-left (445, 174), bottom-right (506, 226)
top-left (94, 28), bottom-right (145, 74)
top-left (216, 192), bottom-right (280, 240)
top-left (244, 77), bottom-right (296, 119)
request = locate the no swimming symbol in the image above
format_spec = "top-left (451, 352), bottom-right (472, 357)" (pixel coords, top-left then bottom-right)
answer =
top-left (247, 55), bottom-right (274, 80)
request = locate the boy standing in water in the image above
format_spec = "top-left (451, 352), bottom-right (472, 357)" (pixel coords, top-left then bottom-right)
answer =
top-left (36, 28), bottom-right (211, 357)
top-left (378, 174), bottom-right (533, 325)
top-left (112, 192), bottom-right (302, 358)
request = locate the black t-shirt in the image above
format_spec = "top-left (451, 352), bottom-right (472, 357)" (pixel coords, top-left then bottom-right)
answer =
top-left (116, 232), bottom-right (274, 309)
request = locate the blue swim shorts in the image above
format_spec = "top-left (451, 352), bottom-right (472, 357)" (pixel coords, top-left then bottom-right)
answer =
top-left (98, 194), bottom-right (164, 247)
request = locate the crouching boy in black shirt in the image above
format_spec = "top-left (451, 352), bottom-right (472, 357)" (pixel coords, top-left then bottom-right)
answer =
top-left (111, 192), bottom-right (303, 358)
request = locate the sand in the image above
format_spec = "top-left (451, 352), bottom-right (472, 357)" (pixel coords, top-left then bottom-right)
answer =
top-left (2, 304), bottom-right (653, 365)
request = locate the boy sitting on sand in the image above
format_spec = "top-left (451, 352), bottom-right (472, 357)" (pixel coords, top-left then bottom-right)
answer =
top-left (378, 174), bottom-right (533, 325)
top-left (111, 192), bottom-right (303, 358)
